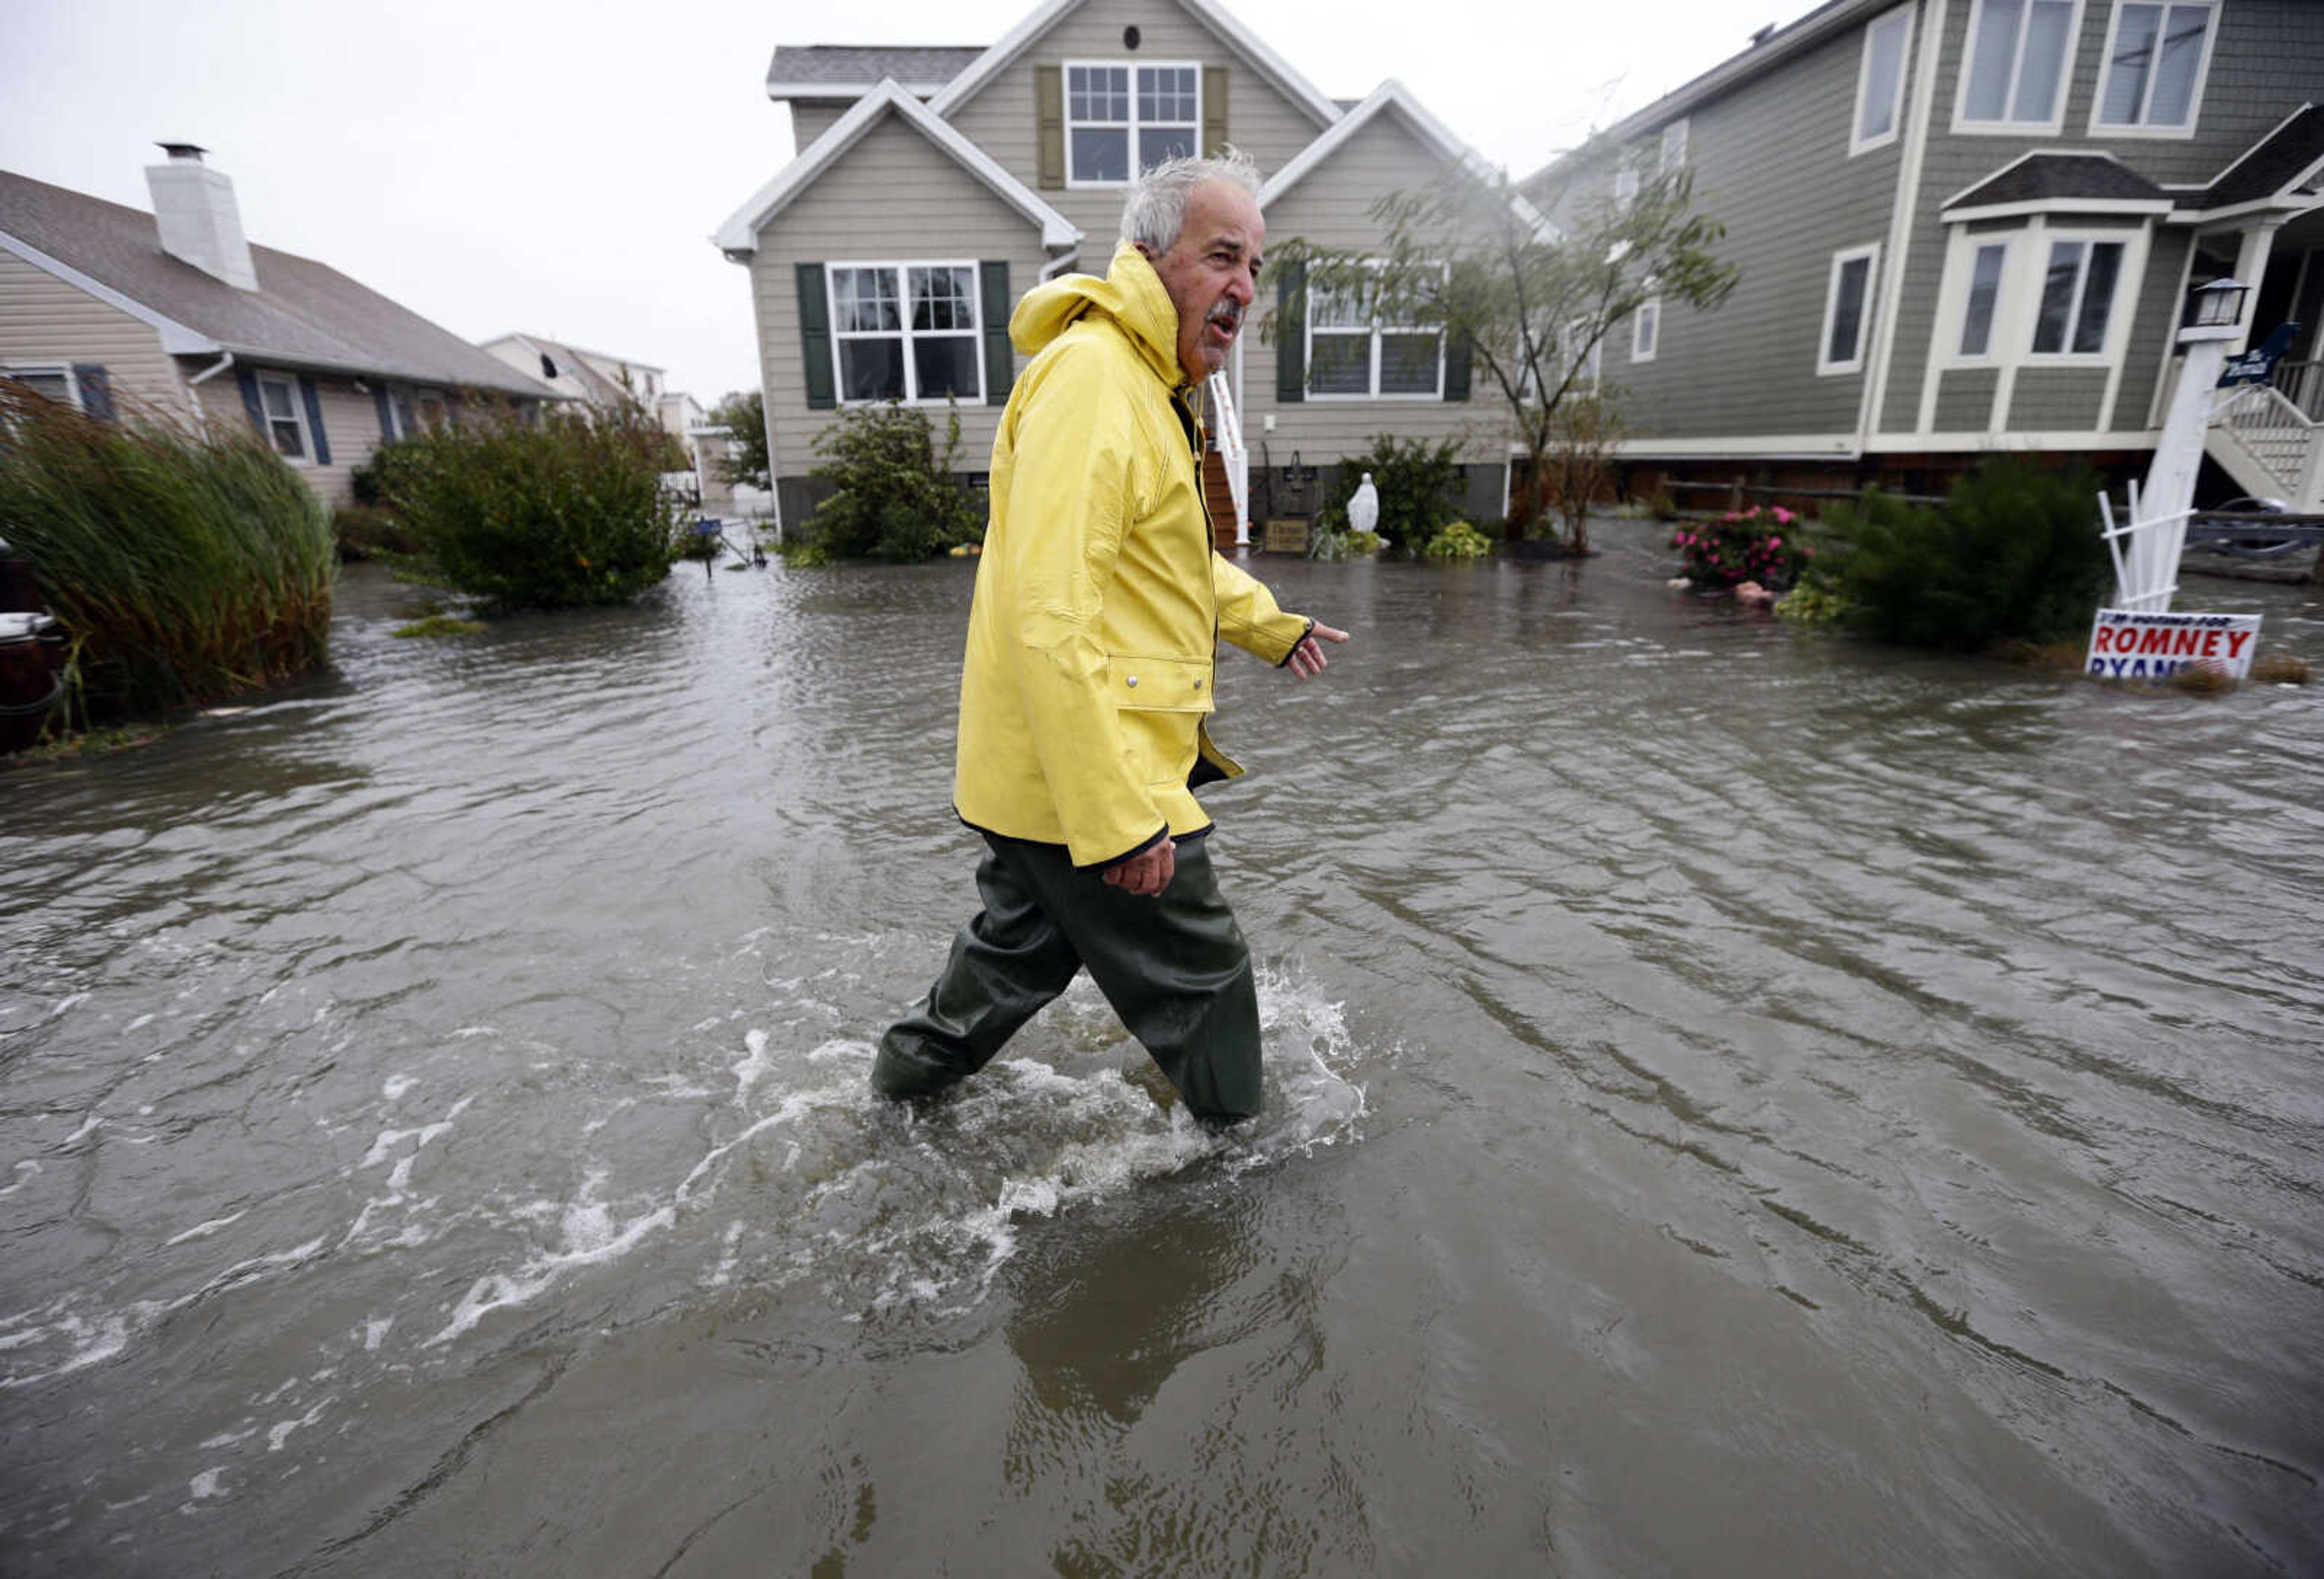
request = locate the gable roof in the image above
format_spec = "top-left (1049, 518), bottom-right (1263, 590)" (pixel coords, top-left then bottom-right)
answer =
top-left (715, 79), bottom-right (1080, 254)
top-left (1261, 80), bottom-right (1553, 235)
top-left (481, 333), bottom-right (631, 405)
top-left (1942, 151), bottom-right (2171, 220)
top-left (2178, 102), bottom-right (2324, 216)
top-left (767, 45), bottom-right (985, 100)
top-left (924, 0), bottom-right (1341, 131)
top-left (0, 169), bottom-right (551, 397)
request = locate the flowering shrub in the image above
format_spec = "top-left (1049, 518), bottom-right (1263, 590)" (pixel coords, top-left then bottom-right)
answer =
top-left (1671, 507), bottom-right (1813, 589)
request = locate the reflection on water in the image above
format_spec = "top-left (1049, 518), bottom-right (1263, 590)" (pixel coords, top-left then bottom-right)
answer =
top-left (2, 527), bottom-right (2320, 1576)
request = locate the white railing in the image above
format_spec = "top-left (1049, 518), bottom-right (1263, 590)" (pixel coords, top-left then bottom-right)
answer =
top-left (2211, 382), bottom-right (2322, 507)
top-left (1206, 370), bottom-right (1250, 547)
top-left (2098, 482), bottom-right (2190, 612)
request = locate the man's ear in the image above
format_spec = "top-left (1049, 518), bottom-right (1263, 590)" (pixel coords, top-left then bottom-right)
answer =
top-left (1132, 242), bottom-right (1154, 261)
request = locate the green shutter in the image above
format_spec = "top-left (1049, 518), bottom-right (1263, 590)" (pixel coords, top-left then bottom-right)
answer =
top-left (1275, 262), bottom-right (1305, 402)
top-left (1036, 65), bottom-right (1065, 189)
top-left (1444, 333), bottom-right (1472, 402)
top-left (796, 262), bottom-right (835, 411)
top-left (1203, 67), bottom-right (1228, 156)
top-left (980, 261), bottom-right (1014, 405)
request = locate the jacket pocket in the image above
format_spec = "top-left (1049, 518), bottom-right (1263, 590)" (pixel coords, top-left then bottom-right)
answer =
top-left (1103, 652), bottom-right (1215, 714)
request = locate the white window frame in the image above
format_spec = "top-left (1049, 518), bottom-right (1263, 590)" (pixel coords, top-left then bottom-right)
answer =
top-left (1952, 0), bottom-right (2086, 136)
top-left (1062, 59), bottom-right (1202, 189)
top-left (2026, 232), bottom-right (2130, 362)
top-left (1949, 238), bottom-right (2014, 363)
top-left (1613, 162), bottom-right (1640, 206)
top-left (1303, 260), bottom-right (1446, 402)
top-left (2088, 0), bottom-right (2218, 138)
top-left (1818, 244), bottom-right (1881, 376)
top-left (1851, 7), bottom-right (1915, 156)
top-left (1659, 119), bottom-right (1690, 172)
top-left (254, 371), bottom-right (313, 464)
top-left (824, 260), bottom-right (986, 408)
top-left (2, 363), bottom-right (81, 410)
top-left (1632, 298), bottom-right (1661, 363)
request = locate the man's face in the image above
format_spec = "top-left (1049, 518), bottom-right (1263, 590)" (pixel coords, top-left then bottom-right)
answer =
top-left (1141, 180), bottom-right (1265, 384)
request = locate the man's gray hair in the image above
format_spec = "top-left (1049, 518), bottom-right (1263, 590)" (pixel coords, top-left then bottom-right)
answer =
top-left (1119, 148), bottom-right (1262, 253)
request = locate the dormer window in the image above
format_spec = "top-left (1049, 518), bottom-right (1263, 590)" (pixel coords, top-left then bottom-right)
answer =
top-left (1065, 62), bottom-right (1199, 186)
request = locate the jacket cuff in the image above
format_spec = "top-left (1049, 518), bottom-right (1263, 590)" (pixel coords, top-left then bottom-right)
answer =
top-left (1273, 617), bottom-right (1315, 667)
top-left (1077, 824), bottom-right (1171, 872)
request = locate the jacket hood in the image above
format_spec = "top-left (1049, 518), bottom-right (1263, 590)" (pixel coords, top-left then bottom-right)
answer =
top-left (1009, 242), bottom-right (1186, 389)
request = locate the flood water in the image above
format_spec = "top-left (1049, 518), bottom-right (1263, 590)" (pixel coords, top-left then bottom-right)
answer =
top-left (4, 522), bottom-right (2321, 1576)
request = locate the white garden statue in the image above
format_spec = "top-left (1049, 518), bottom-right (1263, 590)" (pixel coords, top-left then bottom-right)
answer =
top-left (1348, 471), bottom-right (1380, 541)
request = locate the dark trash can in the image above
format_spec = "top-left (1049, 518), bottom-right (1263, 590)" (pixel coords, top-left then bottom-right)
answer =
top-left (1, 612), bottom-right (64, 755)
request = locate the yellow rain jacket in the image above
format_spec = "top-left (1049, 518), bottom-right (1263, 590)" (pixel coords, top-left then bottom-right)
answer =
top-left (953, 243), bottom-right (1313, 869)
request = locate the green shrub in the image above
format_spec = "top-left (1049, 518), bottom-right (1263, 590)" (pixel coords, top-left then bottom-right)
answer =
top-left (1318, 435), bottom-right (1464, 542)
top-left (1814, 461), bottom-right (2110, 651)
top-left (330, 501), bottom-right (415, 562)
top-left (1672, 506), bottom-right (1813, 589)
top-left (1421, 520), bottom-right (1495, 560)
top-left (801, 405), bottom-right (982, 562)
top-left (380, 404), bottom-right (681, 609)
top-left (0, 381), bottom-right (333, 720)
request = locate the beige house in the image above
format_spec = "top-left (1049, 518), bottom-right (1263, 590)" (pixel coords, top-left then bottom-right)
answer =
top-left (1, 146), bottom-right (552, 505)
top-left (715, 0), bottom-right (1523, 537)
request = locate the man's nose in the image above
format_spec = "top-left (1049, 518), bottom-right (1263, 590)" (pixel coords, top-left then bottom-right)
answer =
top-left (1224, 267), bottom-right (1255, 307)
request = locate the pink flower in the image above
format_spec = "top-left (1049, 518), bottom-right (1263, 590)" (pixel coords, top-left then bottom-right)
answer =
top-left (1768, 537), bottom-right (1781, 549)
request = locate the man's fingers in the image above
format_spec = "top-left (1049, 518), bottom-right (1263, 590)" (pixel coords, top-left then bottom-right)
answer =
top-left (1311, 622), bottom-right (1351, 644)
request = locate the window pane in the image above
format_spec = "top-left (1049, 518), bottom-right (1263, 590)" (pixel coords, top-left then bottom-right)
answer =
top-left (1309, 333), bottom-right (1371, 395)
top-left (1961, 244), bottom-right (2006, 355)
top-left (1068, 65), bottom-right (1127, 119)
top-left (1379, 332), bottom-right (1441, 395)
top-left (1070, 127), bottom-right (1129, 182)
top-left (1635, 300), bottom-right (1659, 358)
top-left (1137, 67), bottom-right (1196, 120)
top-left (2032, 241), bottom-right (2081, 353)
top-left (1828, 257), bottom-right (1870, 365)
top-left (1138, 125), bottom-right (1197, 171)
top-left (2072, 243), bottom-right (2122, 353)
top-left (909, 266), bottom-right (976, 332)
top-left (2101, 4), bottom-right (2161, 123)
top-left (2149, 4), bottom-right (2208, 125)
top-left (839, 340), bottom-right (904, 402)
top-left (1963, 0), bottom-right (2023, 120)
top-left (913, 336), bottom-right (981, 402)
top-left (1310, 281), bottom-right (1369, 329)
top-left (260, 379), bottom-right (297, 420)
top-left (1860, 14), bottom-right (1908, 142)
top-left (832, 268), bottom-right (898, 333)
top-left (2012, 0), bottom-right (2073, 122)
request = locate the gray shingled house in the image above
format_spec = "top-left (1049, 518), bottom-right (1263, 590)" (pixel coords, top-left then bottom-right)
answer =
top-left (715, 0), bottom-right (1526, 537)
top-left (1, 147), bottom-right (554, 506)
top-left (1521, 0), bottom-right (2324, 512)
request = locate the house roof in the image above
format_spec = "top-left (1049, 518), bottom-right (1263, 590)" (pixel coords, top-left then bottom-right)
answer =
top-left (1259, 79), bottom-right (1551, 234)
top-left (1942, 151), bottom-right (2171, 220)
top-left (2181, 102), bottom-right (2324, 215)
top-left (1520, 0), bottom-right (1883, 189)
top-left (924, 0), bottom-right (1342, 131)
top-left (715, 79), bottom-right (1080, 254)
top-left (481, 333), bottom-right (631, 404)
top-left (0, 169), bottom-right (552, 397)
top-left (767, 45), bottom-right (986, 100)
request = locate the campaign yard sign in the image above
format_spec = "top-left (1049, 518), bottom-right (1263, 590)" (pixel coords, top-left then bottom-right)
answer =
top-left (2087, 608), bottom-right (2262, 680)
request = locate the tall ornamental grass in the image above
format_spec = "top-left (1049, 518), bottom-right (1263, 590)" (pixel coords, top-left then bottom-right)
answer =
top-left (381, 405), bottom-right (681, 608)
top-left (0, 381), bottom-right (334, 720)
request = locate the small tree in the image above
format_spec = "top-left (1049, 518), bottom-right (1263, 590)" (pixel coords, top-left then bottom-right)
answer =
top-left (801, 404), bottom-right (982, 562)
top-left (1274, 154), bottom-right (1737, 551)
top-left (708, 389), bottom-right (772, 493)
top-left (1535, 392), bottom-right (1626, 554)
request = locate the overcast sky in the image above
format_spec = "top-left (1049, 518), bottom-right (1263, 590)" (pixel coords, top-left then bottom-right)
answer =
top-left (2, 0), bottom-right (1807, 402)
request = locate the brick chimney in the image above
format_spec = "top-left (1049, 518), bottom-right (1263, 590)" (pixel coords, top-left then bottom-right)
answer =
top-left (145, 143), bottom-right (257, 291)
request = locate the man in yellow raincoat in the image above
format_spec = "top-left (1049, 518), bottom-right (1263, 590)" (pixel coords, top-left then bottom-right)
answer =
top-left (872, 150), bottom-right (1348, 1123)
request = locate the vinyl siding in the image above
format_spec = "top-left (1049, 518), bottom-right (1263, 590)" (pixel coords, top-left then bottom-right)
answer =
top-left (746, 113), bottom-right (1051, 481)
top-left (2006, 365), bottom-right (2106, 431)
top-left (941, 0), bottom-right (1328, 249)
top-left (0, 248), bottom-right (189, 419)
top-left (1933, 366), bottom-right (1998, 430)
top-left (791, 104), bottom-right (847, 151)
top-left (2118, 226), bottom-right (2191, 429)
top-left (1581, 13), bottom-right (1901, 447)
top-left (193, 369), bottom-right (394, 506)
top-left (1252, 113), bottom-right (1511, 463)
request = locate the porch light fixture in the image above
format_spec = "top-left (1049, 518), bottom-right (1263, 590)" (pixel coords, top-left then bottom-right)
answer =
top-left (2182, 277), bottom-right (2248, 339)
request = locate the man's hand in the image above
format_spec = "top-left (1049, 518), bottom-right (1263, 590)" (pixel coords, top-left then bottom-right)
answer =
top-left (1286, 622), bottom-right (1350, 678)
top-left (1104, 837), bottom-right (1176, 897)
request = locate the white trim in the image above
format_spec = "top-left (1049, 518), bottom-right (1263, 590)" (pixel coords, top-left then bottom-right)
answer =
top-left (0, 228), bottom-right (218, 355)
top-left (1631, 298), bottom-right (1661, 363)
top-left (766, 79), bottom-right (960, 100)
top-left (1946, 237), bottom-right (2015, 365)
top-left (714, 79), bottom-right (1080, 253)
top-left (2087, 0), bottom-right (2220, 139)
top-left (1850, 5), bottom-right (1914, 157)
top-left (1060, 58), bottom-right (1201, 189)
top-left (2026, 230), bottom-right (2135, 362)
top-left (1819, 243), bottom-right (1880, 376)
top-left (823, 260), bottom-right (986, 407)
top-left (1874, 0), bottom-right (1948, 451)
top-left (1258, 79), bottom-right (1548, 234)
top-left (1301, 258), bottom-right (1445, 401)
top-left (1, 362), bottom-right (81, 411)
top-left (1951, 0), bottom-right (2086, 137)
top-left (253, 370), bottom-right (313, 465)
top-left (1945, 196), bottom-right (2173, 223)
top-left (1612, 428), bottom-right (2164, 459)
top-left (925, 0), bottom-right (1341, 130)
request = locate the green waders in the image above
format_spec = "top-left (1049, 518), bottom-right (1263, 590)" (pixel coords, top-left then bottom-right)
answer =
top-left (873, 835), bottom-right (1264, 1122)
